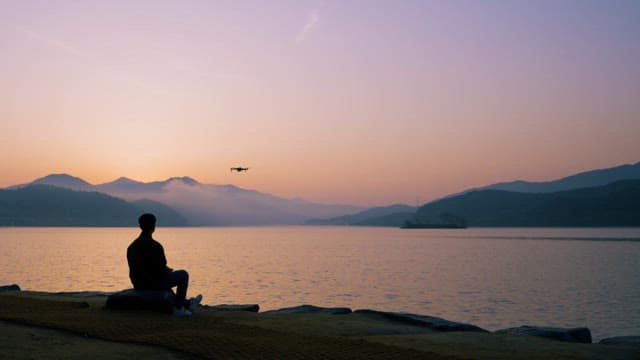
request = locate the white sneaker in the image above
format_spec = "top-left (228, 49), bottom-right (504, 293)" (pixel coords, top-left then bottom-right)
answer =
top-left (190, 294), bottom-right (203, 312)
top-left (173, 307), bottom-right (192, 317)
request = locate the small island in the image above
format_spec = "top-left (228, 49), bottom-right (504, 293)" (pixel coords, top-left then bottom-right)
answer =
top-left (401, 213), bottom-right (468, 229)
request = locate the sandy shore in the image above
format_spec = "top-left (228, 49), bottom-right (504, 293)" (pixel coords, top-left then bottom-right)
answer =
top-left (0, 290), bottom-right (638, 359)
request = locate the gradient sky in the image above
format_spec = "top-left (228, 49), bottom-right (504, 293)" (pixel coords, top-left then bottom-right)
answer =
top-left (2, 0), bottom-right (639, 206)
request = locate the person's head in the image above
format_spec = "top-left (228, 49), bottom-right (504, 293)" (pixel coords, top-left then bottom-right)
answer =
top-left (138, 213), bottom-right (156, 234)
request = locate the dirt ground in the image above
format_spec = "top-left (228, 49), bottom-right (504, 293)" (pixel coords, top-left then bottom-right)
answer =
top-left (0, 321), bottom-right (187, 360)
top-left (0, 292), bottom-right (638, 360)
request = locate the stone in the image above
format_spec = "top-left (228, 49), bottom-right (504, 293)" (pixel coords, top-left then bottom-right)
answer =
top-left (353, 309), bottom-right (487, 332)
top-left (0, 284), bottom-right (21, 292)
top-left (495, 325), bottom-right (592, 343)
top-left (205, 304), bottom-right (260, 312)
top-left (599, 336), bottom-right (640, 345)
top-left (105, 288), bottom-right (175, 313)
top-left (55, 291), bottom-right (112, 298)
top-left (263, 305), bottom-right (352, 315)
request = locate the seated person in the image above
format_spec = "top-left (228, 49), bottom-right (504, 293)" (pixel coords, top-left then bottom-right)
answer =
top-left (127, 213), bottom-right (202, 316)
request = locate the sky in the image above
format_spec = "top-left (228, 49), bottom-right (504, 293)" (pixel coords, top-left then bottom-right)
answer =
top-left (1, 0), bottom-right (639, 206)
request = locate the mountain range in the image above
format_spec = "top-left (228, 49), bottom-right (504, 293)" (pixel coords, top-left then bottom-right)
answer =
top-left (455, 161), bottom-right (640, 195)
top-left (307, 161), bottom-right (640, 227)
top-left (2, 161), bottom-right (639, 227)
top-left (0, 185), bottom-right (187, 226)
top-left (305, 204), bottom-right (416, 226)
top-left (7, 174), bottom-right (363, 226)
top-left (415, 179), bottom-right (640, 227)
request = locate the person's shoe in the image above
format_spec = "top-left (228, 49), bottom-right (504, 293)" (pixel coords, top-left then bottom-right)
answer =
top-left (173, 306), bottom-right (192, 317)
top-left (189, 294), bottom-right (203, 312)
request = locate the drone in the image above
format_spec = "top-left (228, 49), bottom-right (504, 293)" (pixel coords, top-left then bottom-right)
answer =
top-left (230, 167), bottom-right (249, 172)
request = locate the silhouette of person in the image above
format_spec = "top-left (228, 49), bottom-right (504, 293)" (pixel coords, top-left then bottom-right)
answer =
top-left (127, 213), bottom-right (202, 316)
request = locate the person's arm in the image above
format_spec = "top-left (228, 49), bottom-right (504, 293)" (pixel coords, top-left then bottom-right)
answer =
top-left (157, 242), bottom-right (172, 273)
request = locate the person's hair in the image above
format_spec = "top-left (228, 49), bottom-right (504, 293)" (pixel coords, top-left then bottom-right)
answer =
top-left (138, 213), bottom-right (156, 232)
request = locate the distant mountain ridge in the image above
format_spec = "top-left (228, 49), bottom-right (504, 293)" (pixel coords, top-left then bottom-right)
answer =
top-left (415, 180), bottom-right (640, 227)
top-left (306, 161), bottom-right (640, 227)
top-left (29, 173), bottom-right (93, 191)
top-left (22, 174), bottom-right (201, 194)
top-left (462, 161), bottom-right (640, 195)
top-left (8, 174), bottom-right (363, 226)
top-left (0, 185), bottom-right (187, 226)
top-left (95, 176), bottom-right (201, 195)
top-left (306, 204), bottom-right (416, 226)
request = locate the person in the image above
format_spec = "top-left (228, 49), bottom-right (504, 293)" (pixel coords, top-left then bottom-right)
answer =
top-left (127, 213), bottom-right (202, 316)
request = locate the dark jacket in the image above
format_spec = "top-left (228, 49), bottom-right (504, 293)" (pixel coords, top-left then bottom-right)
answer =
top-left (127, 233), bottom-right (170, 290)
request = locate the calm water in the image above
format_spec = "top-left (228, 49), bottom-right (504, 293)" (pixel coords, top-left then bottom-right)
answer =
top-left (1, 226), bottom-right (639, 340)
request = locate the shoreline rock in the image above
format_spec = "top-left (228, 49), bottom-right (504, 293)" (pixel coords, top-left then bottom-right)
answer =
top-left (599, 336), bottom-right (640, 345)
top-left (205, 304), bottom-right (260, 312)
top-left (354, 309), bottom-right (488, 332)
top-left (55, 291), bottom-right (113, 297)
top-left (263, 304), bottom-right (352, 315)
top-left (105, 288), bottom-right (175, 313)
top-left (495, 325), bottom-right (592, 343)
top-left (0, 284), bottom-right (20, 292)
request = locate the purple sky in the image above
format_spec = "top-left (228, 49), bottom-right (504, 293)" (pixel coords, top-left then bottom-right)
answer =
top-left (2, 0), bottom-right (639, 205)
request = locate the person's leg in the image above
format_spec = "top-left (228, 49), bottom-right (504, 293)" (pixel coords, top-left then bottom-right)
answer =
top-left (164, 270), bottom-right (189, 308)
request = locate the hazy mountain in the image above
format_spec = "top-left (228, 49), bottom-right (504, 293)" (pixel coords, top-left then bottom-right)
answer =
top-left (95, 176), bottom-right (198, 194)
top-left (462, 161), bottom-right (640, 195)
top-left (13, 175), bottom-right (363, 226)
top-left (130, 198), bottom-right (188, 226)
top-left (306, 204), bottom-right (416, 226)
top-left (415, 180), bottom-right (640, 227)
top-left (144, 180), bottom-right (363, 226)
top-left (29, 174), bottom-right (94, 191)
top-left (0, 185), bottom-right (187, 226)
top-left (96, 177), bottom-right (153, 194)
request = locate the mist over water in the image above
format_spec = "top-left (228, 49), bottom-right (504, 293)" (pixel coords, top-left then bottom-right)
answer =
top-left (1, 226), bottom-right (639, 341)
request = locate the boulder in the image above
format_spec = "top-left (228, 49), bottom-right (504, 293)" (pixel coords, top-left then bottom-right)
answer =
top-left (105, 289), bottom-right (175, 313)
top-left (263, 305), bottom-right (352, 315)
top-left (353, 309), bottom-right (487, 332)
top-left (495, 325), bottom-right (592, 343)
top-left (0, 284), bottom-right (21, 292)
top-left (206, 304), bottom-right (260, 312)
top-left (55, 291), bottom-right (112, 298)
top-left (599, 336), bottom-right (640, 345)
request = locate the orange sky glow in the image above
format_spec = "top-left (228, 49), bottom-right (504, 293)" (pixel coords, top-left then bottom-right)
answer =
top-left (2, 1), bottom-right (639, 206)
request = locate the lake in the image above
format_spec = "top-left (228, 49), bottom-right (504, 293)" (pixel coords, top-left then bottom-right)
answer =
top-left (1, 226), bottom-right (639, 341)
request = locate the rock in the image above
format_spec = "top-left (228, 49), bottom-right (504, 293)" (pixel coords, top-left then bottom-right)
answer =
top-left (263, 305), bottom-right (352, 315)
top-left (353, 309), bottom-right (487, 332)
top-left (599, 336), bottom-right (640, 345)
top-left (105, 288), bottom-right (175, 313)
top-left (495, 325), bottom-right (592, 343)
top-left (205, 304), bottom-right (260, 312)
top-left (0, 284), bottom-right (21, 292)
top-left (55, 291), bottom-right (112, 298)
